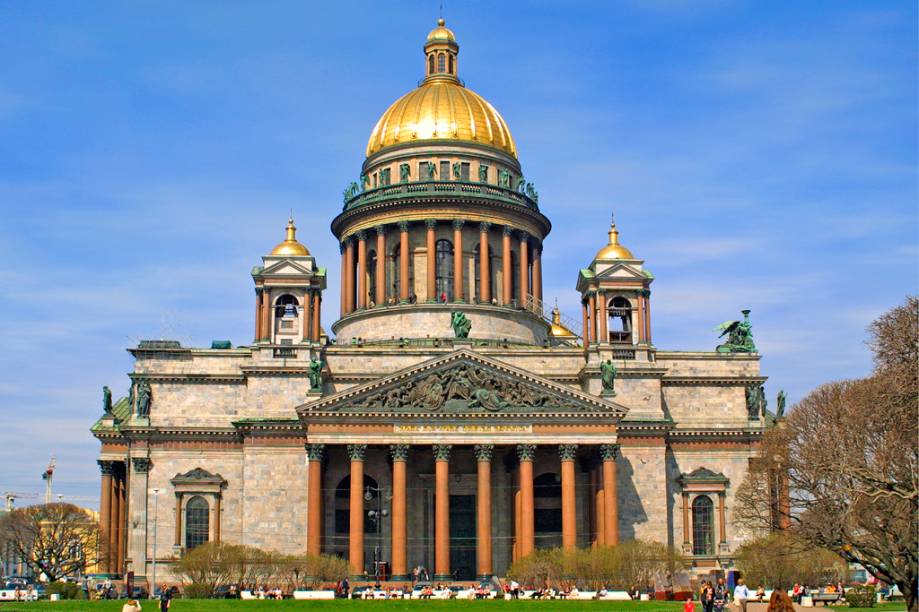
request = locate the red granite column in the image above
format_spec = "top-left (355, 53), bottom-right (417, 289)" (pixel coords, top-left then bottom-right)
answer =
top-left (502, 227), bottom-right (512, 305)
top-left (344, 238), bottom-right (355, 314)
top-left (582, 301), bottom-right (590, 349)
top-left (601, 444), bottom-right (619, 546)
top-left (260, 289), bottom-right (271, 342)
top-left (588, 293), bottom-right (597, 344)
top-left (479, 223), bottom-right (491, 303)
top-left (347, 444), bottom-right (366, 577)
top-left (599, 292), bottom-right (608, 343)
top-left (254, 289), bottom-right (262, 342)
top-left (433, 445), bottom-right (452, 580)
top-left (306, 444), bottom-right (325, 556)
top-left (356, 231), bottom-right (367, 309)
top-left (425, 220), bottom-right (436, 302)
top-left (311, 292), bottom-right (321, 343)
top-left (98, 460), bottom-right (113, 572)
top-left (339, 243), bottom-right (346, 317)
top-left (390, 445), bottom-right (409, 581)
top-left (518, 232), bottom-right (529, 305)
top-left (532, 244), bottom-right (542, 304)
top-left (375, 226), bottom-right (386, 306)
top-left (559, 445), bottom-right (578, 550)
top-left (453, 220), bottom-right (464, 301)
top-left (399, 222), bottom-right (410, 303)
top-left (517, 444), bottom-right (536, 558)
top-left (474, 445), bottom-right (494, 579)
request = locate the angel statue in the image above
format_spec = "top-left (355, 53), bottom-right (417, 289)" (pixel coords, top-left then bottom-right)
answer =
top-left (714, 309), bottom-right (757, 353)
top-left (776, 390), bottom-right (787, 418)
top-left (450, 311), bottom-right (472, 338)
top-left (102, 385), bottom-right (113, 415)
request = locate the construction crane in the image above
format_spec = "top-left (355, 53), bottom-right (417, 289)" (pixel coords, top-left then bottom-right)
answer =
top-left (42, 457), bottom-right (56, 504)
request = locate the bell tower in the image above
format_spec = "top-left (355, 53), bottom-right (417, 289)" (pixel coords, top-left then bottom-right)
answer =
top-left (251, 217), bottom-right (327, 346)
top-left (576, 217), bottom-right (654, 360)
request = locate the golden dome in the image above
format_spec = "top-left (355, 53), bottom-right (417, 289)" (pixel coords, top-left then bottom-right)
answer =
top-left (549, 307), bottom-right (577, 338)
top-left (365, 20), bottom-right (517, 158)
top-left (427, 18), bottom-right (456, 43)
top-left (270, 217), bottom-right (310, 256)
top-left (594, 219), bottom-right (635, 260)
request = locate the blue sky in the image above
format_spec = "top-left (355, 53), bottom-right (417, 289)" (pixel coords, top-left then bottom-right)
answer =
top-left (0, 1), bottom-right (915, 509)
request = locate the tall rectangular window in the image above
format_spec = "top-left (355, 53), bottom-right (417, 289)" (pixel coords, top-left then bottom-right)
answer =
top-left (460, 162), bottom-right (470, 180)
top-left (440, 161), bottom-right (450, 180)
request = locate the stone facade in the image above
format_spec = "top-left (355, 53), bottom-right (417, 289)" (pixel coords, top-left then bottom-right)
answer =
top-left (91, 18), bottom-right (775, 586)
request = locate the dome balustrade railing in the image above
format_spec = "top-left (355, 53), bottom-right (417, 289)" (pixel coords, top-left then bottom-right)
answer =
top-left (343, 180), bottom-right (539, 212)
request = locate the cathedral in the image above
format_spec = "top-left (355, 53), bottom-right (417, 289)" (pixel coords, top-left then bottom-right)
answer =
top-left (92, 20), bottom-right (770, 584)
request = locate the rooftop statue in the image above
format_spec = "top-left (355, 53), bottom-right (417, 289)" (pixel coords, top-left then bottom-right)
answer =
top-left (478, 164), bottom-right (489, 183)
top-left (342, 181), bottom-right (360, 203)
top-left (136, 380), bottom-right (151, 418)
top-left (600, 359), bottom-right (617, 396)
top-left (714, 309), bottom-right (757, 353)
top-left (451, 311), bottom-right (472, 338)
top-left (424, 161), bottom-right (437, 180)
top-left (102, 385), bottom-right (112, 415)
top-left (746, 385), bottom-right (766, 419)
top-left (399, 163), bottom-right (410, 182)
top-left (452, 161), bottom-right (462, 180)
top-left (776, 390), bottom-right (787, 418)
top-left (309, 358), bottom-right (324, 392)
top-left (498, 168), bottom-right (510, 188)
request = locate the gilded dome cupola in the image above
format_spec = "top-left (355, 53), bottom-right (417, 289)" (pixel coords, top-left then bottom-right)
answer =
top-left (365, 19), bottom-right (517, 158)
top-left (594, 217), bottom-right (635, 261)
top-left (270, 217), bottom-right (311, 257)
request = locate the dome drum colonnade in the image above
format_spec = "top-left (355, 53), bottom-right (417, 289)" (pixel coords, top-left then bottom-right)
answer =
top-left (306, 442), bottom-right (621, 582)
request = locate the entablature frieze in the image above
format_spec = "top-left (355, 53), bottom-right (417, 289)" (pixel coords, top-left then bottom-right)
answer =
top-left (661, 376), bottom-right (768, 387)
top-left (128, 373), bottom-right (246, 385)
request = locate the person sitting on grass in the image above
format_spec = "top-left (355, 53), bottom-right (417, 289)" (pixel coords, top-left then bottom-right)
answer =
top-left (121, 599), bottom-right (142, 612)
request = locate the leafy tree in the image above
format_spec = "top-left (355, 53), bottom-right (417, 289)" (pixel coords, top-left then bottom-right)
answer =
top-left (735, 297), bottom-right (918, 611)
top-left (0, 503), bottom-right (105, 582)
top-left (735, 533), bottom-right (847, 589)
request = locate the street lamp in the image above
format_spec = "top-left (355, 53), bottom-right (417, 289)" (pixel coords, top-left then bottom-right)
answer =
top-left (150, 488), bottom-right (160, 598)
top-left (364, 486), bottom-right (389, 586)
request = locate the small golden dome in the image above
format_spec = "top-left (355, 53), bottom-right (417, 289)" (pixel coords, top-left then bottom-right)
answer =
top-left (270, 217), bottom-right (310, 256)
top-left (366, 19), bottom-right (516, 158)
top-left (594, 218), bottom-right (635, 260)
top-left (549, 306), bottom-right (577, 338)
top-left (426, 18), bottom-right (456, 43)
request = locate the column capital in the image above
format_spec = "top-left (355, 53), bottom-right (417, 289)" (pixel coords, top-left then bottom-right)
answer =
top-left (390, 444), bottom-right (410, 462)
top-left (473, 444), bottom-right (494, 462)
top-left (517, 443), bottom-right (536, 462)
top-left (479, 221), bottom-right (491, 233)
top-left (518, 230), bottom-right (530, 242)
top-left (599, 443), bottom-right (620, 461)
top-left (98, 460), bottom-right (115, 476)
top-left (425, 219), bottom-right (438, 229)
top-left (347, 444), bottom-right (367, 461)
top-left (640, 288), bottom-right (652, 297)
top-left (398, 221), bottom-right (410, 232)
top-left (339, 242), bottom-right (347, 254)
top-left (356, 230), bottom-right (367, 241)
top-left (374, 224), bottom-right (386, 235)
top-left (502, 225), bottom-right (514, 236)
top-left (452, 219), bottom-right (465, 230)
top-left (558, 444), bottom-right (578, 461)
top-left (306, 443), bottom-right (325, 461)
top-left (131, 457), bottom-right (151, 474)
top-left (433, 444), bottom-right (452, 462)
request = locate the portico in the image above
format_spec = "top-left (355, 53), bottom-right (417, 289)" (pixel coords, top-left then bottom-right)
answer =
top-left (298, 349), bottom-right (626, 580)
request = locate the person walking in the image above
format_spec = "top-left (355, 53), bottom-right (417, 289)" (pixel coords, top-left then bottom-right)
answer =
top-left (157, 584), bottom-right (171, 612)
top-left (733, 579), bottom-right (750, 612)
top-left (702, 581), bottom-right (715, 612)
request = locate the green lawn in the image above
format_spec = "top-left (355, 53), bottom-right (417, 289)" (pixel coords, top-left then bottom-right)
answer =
top-left (0, 602), bottom-right (906, 612)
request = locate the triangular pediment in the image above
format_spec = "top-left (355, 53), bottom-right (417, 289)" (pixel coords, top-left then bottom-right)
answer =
top-left (260, 259), bottom-right (313, 277)
top-left (594, 261), bottom-right (646, 280)
top-left (298, 349), bottom-right (627, 419)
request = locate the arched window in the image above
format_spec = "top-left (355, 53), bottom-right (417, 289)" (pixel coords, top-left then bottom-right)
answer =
top-left (367, 249), bottom-right (377, 306)
top-left (608, 296), bottom-right (633, 343)
top-left (391, 244), bottom-right (413, 301)
top-left (274, 294), bottom-right (299, 319)
top-left (437, 53), bottom-right (446, 73)
top-left (473, 244), bottom-right (481, 302)
top-left (428, 54), bottom-right (435, 75)
top-left (534, 473), bottom-right (562, 549)
top-left (510, 251), bottom-right (520, 303)
top-left (435, 239), bottom-right (453, 302)
top-left (334, 475), bottom-right (380, 535)
top-left (185, 496), bottom-right (209, 550)
top-left (692, 495), bottom-right (715, 556)
top-left (448, 54), bottom-right (454, 74)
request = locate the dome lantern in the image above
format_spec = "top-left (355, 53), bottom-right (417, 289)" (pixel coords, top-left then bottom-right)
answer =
top-left (594, 215), bottom-right (635, 261)
top-left (424, 18), bottom-right (459, 82)
top-left (269, 217), bottom-right (311, 257)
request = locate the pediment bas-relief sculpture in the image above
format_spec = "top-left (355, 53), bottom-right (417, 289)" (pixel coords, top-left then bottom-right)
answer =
top-left (351, 363), bottom-right (583, 413)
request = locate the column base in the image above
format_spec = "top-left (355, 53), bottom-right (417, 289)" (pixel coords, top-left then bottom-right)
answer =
top-left (390, 574), bottom-right (410, 581)
top-left (433, 573), bottom-right (452, 582)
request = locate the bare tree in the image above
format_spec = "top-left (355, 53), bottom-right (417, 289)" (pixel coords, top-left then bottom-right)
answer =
top-left (0, 503), bottom-right (106, 582)
top-left (735, 296), bottom-right (918, 611)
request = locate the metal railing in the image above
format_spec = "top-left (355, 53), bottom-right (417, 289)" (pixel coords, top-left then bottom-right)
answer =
top-left (343, 180), bottom-right (539, 212)
top-left (523, 294), bottom-right (582, 340)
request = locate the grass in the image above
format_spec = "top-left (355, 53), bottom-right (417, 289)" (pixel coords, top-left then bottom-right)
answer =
top-left (0, 601), bottom-right (907, 612)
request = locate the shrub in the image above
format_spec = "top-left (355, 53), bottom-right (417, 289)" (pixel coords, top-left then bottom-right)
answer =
top-left (46, 581), bottom-right (84, 600)
top-left (734, 533), bottom-right (848, 590)
top-left (847, 585), bottom-right (876, 608)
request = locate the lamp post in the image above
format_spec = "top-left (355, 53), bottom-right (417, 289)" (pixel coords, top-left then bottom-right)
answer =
top-left (150, 488), bottom-right (159, 598)
top-left (364, 485), bottom-right (389, 586)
